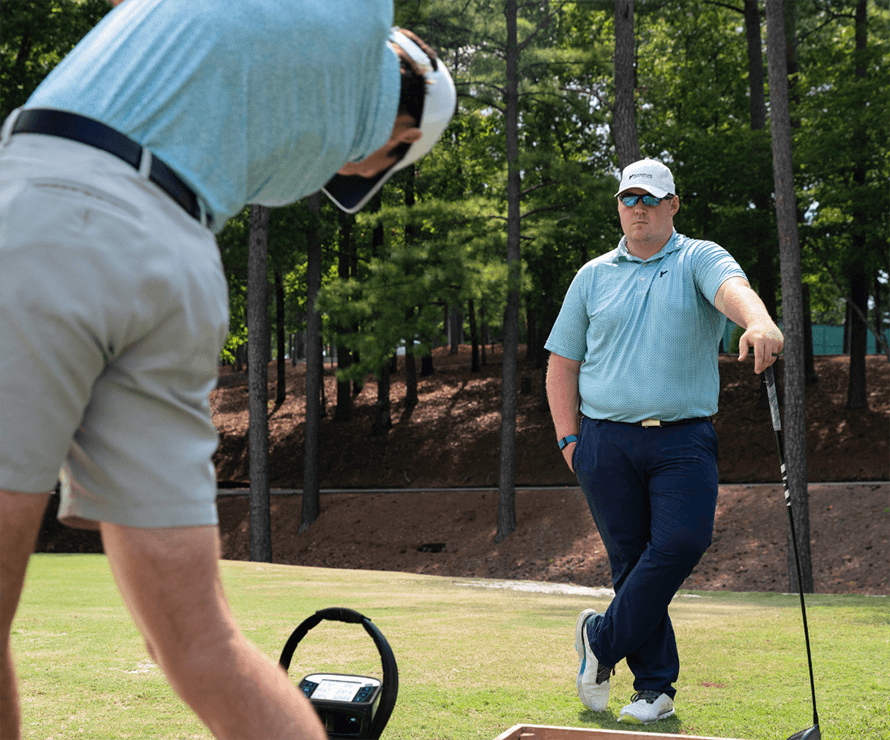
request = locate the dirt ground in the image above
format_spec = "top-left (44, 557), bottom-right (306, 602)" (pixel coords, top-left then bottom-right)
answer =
top-left (38, 349), bottom-right (889, 595)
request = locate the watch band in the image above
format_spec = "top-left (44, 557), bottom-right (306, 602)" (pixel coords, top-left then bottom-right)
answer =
top-left (558, 434), bottom-right (578, 450)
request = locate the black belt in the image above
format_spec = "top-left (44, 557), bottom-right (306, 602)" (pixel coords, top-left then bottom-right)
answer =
top-left (11, 108), bottom-right (211, 229)
top-left (635, 417), bottom-right (710, 427)
top-left (595, 417), bottom-right (711, 428)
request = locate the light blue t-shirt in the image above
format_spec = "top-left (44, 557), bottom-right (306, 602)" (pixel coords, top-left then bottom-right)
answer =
top-left (26, 0), bottom-right (400, 231)
top-left (545, 231), bottom-right (746, 422)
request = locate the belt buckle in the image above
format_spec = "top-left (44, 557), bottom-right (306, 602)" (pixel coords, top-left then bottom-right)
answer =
top-left (641, 419), bottom-right (661, 428)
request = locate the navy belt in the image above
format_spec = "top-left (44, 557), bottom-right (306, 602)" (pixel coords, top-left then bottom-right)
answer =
top-left (11, 108), bottom-right (211, 229)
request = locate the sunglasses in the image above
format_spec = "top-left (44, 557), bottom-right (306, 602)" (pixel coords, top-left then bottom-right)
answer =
top-left (619, 193), bottom-right (669, 208)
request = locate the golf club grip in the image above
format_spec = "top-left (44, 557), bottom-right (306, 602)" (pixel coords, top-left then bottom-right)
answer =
top-left (765, 367), bottom-right (791, 507)
top-left (765, 365), bottom-right (782, 432)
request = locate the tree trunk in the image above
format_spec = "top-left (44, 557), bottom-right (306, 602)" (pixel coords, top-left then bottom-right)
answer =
top-left (468, 298), bottom-right (480, 372)
top-left (355, 211), bottom-right (374, 399)
top-left (335, 210), bottom-right (353, 422)
top-left (496, 0), bottom-right (520, 543)
top-left (405, 350), bottom-right (418, 408)
top-left (247, 205), bottom-right (272, 562)
top-left (802, 283), bottom-right (818, 385)
top-left (612, 0), bottom-right (641, 170)
top-left (421, 352), bottom-right (435, 377)
top-left (480, 303), bottom-right (488, 367)
top-left (847, 0), bottom-right (869, 408)
top-left (525, 307), bottom-right (537, 364)
top-left (274, 267), bottom-right (286, 407)
top-left (847, 267), bottom-right (869, 409)
top-left (783, 0), bottom-right (800, 123)
top-left (372, 362), bottom-right (392, 435)
top-left (449, 304), bottom-right (463, 353)
top-left (743, 0), bottom-right (767, 130)
top-left (292, 325), bottom-right (305, 363)
top-left (766, 0), bottom-right (813, 594)
top-left (301, 193), bottom-right (323, 532)
top-left (402, 169), bottom-right (420, 406)
top-left (743, 0), bottom-right (780, 344)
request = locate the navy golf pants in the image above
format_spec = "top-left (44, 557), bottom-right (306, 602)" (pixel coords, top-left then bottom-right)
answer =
top-left (573, 416), bottom-right (719, 699)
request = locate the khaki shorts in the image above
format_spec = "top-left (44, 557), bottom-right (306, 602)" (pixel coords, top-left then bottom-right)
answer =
top-left (0, 131), bottom-right (228, 529)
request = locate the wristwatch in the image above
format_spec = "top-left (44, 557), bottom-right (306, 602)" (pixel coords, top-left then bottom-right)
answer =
top-left (558, 434), bottom-right (578, 450)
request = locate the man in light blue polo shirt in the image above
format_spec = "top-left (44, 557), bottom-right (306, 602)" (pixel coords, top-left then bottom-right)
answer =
top-left (0, 2), bottom-right (455, 739)
top-left (546, 159), bottom-right (783, 725)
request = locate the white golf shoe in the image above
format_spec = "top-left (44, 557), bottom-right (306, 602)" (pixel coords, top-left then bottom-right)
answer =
top-left (618, 690), bottom-right (675, 724)
top-left (574, 609), bottom-right (614, 711)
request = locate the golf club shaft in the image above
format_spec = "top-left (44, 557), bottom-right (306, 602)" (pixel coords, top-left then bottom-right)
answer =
top-left (764, 366), bottom-right (819, 731)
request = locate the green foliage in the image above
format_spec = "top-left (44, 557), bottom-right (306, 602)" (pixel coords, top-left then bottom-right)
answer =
top-left (313, 1), bottom-right (628, 379)
top-left (629, 3), bottom-right (778, 274)
top-left (296, 0), bottom-right (889, 368)
top-left (795, 2), bottom-right (890, 281)
top-left (0, 0), bottom-right (109, 119)
top-left (7, 0), bottom-right (886, 378)
top-left (215, 202), bottom-right (338, 364)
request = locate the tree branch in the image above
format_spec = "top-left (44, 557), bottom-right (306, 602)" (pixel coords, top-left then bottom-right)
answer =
top-left (560, 85), bottom-right (613, 112)
top-left (702, 0), bottom-right (745, 15)
top-left (521, 203), bottom-right (568, 219)
top-left (520, 179), bottom-right (556, 197)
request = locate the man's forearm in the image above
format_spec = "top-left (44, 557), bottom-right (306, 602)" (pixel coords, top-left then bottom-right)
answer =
top-left (546, 354), bottom-right (581, 438)
top-left (546, 354), bottom-right (582, 472)
top-left (715, 277), bottom-right (772, 328)
top-left (715, 276), bottom-right (784, 372)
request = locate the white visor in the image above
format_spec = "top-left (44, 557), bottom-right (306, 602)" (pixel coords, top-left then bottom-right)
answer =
top-left (323, 29), bottom-right (456, 213)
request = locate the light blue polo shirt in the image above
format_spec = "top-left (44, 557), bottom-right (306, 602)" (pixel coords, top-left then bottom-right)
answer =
top-left (25, 0), bottom-right (400, 231)
top-left (545, 231), bottom-right (746, 422)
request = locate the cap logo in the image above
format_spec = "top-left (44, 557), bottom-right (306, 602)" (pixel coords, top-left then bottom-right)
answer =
top-left (629, 173), bottom-right (652, 180)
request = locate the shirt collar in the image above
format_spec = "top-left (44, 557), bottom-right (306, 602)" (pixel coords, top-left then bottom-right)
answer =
top-left (615, 230), bottom-right (682, 263)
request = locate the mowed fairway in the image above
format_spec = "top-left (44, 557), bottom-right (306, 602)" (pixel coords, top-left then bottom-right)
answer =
top-left (12, 555), bottom-right (889, 739)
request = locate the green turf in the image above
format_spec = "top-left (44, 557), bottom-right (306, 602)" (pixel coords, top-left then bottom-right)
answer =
top-left (11, 555), bottom-right (889, 739)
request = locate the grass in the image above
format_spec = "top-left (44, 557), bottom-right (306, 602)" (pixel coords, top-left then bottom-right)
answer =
top-left (12, 555), bottom-right (889, 740)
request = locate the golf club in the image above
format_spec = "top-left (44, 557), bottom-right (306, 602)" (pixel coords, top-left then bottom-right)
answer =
top-left (764, 365), bottom-right (821, 740)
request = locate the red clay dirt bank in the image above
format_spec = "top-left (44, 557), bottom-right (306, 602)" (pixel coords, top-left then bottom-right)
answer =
top-left (38, 350), bottom-right (889, 595)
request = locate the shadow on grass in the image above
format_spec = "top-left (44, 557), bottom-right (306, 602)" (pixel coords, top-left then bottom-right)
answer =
top-left (577, 707), bottom-right (685, 734)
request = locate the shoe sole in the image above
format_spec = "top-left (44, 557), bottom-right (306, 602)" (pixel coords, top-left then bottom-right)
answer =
top-left (618, 708), bottom-right (676, 725)
top-left (574, 609), bottom-right (609, 712)
top-left (574, 608), bottom-right (596, 694)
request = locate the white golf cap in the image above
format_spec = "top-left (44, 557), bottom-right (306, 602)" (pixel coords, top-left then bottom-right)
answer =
top-left (614, 158), bottom-right (676, 198)
top-left (323, 29), bottom-right (457, 214)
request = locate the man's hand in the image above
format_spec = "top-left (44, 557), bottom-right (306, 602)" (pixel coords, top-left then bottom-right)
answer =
top-left (738, 323), bottom-right (784, 374)
top-left (560, 440), bottom-right (577, 474)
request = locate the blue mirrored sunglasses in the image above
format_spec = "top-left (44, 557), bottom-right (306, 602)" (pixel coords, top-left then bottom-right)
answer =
top-left (619, 193), bottom-right (668, 207)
